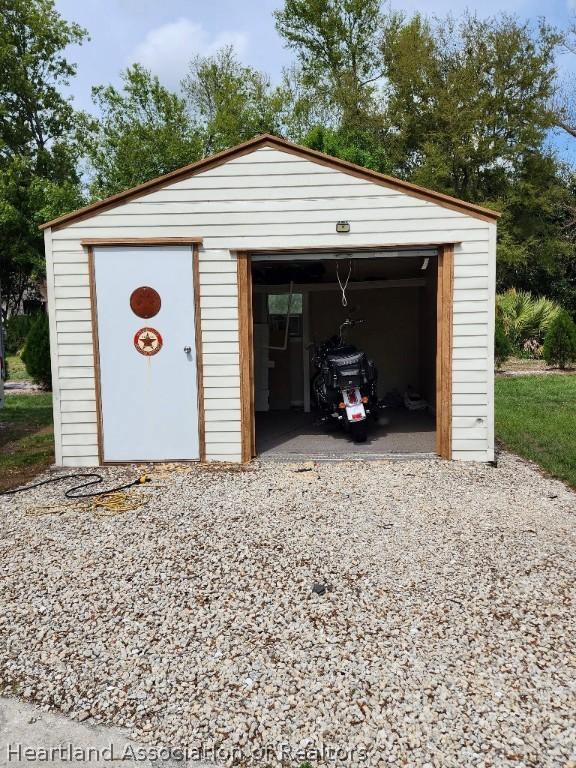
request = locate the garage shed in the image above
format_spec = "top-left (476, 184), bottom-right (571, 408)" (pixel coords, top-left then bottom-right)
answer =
top-left (41, 134), bottom-right (499, 466)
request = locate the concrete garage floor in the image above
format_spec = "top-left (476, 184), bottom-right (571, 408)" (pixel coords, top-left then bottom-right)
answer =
top-left (256, 409), bottom-right (436, 459)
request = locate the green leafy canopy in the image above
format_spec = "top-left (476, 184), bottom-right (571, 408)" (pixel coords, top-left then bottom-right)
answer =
top-left (85, 64), bottom-right (203, 198)
top-left (0, 0), bottom-right (87, 315)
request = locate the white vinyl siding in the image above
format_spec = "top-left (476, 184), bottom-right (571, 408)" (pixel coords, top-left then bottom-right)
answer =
top-left (46, 146), bottom-right (495, 465)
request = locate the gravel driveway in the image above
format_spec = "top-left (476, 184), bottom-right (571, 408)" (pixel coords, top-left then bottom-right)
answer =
top-left (0, 454), bottom-right (574, 767)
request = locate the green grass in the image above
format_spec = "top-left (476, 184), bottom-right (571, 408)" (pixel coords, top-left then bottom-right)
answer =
top-left (0, 393), bottom-right (54, 491)
top-left (495, 374), bottom-right (576, 488)
top-left (6, 354), bottom-right (29, 381)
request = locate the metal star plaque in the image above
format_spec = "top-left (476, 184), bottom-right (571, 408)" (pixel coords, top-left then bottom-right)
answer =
top-left (134, 327), bottom-right (163, 356)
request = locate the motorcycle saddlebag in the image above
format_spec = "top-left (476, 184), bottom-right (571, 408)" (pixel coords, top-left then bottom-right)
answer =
top-left (326, 350), bottom-right (368, 388)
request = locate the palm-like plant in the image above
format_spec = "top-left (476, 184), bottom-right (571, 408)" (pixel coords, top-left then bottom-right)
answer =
top-left (496, 289), bottom-right (561, 350)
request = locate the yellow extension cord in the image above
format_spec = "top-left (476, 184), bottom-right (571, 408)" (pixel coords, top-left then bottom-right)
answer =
top-left (25, 476), bottom-right (157, 519)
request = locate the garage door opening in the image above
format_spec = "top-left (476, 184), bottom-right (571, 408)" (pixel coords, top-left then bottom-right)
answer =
top-left (248, 250), bottom-right (439, 458)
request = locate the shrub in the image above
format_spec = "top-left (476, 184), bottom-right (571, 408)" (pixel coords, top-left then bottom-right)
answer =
top-left (522, 339), bottom-right (542, 358)
top-left (542, 311), bottom-right (576, 369)
top-left (5, 314), bottom-right (39, 354)
top-left (21, 313), bottom-right (52, 388)
top-left (494, 313), bottom-right (512, 368)
top-left (496, 289), bottom-right (560, 352)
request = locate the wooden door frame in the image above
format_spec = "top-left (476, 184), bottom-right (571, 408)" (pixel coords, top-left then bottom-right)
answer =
top-left (237, 251), bottom-right (255, 462)
top-left (88, 241), bottom-right (205, 464)
top-left (236, 244), bottom-right (454, 463)
top-left (435, 244), bottom-right (454, 460)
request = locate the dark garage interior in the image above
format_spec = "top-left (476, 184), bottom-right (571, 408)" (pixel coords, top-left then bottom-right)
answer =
top-left (251, 250), bottom-right (438, 458)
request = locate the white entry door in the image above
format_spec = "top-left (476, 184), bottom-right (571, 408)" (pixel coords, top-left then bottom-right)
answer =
top-left (93, 246), bottom-right (199, 461)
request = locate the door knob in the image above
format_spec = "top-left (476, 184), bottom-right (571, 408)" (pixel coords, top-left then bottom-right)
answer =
top-left (183, 346), bottom-right (192, 353)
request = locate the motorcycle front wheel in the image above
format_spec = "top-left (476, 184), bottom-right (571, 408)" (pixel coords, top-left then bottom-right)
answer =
top-left (349, 420), bottom-right (368, 443)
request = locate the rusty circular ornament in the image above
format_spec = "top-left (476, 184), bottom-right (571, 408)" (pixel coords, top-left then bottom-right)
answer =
top-left (130, 286), bottom-right (161, 319)
top-left (134, 327), bottom-right (163, 356)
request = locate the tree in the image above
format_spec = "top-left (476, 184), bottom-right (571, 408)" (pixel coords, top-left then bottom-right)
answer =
top-left (274, 0), bottom-right (389, 132)
top-left (85, 65), bottom-right (203, 199)
top-left (553, 16), bottom-right (576, 139)
top-left (301, 124), bottom-right (393, 173)
top-left (495, 152), bottom-right (576, 311)
top-left (0, 0), bottom-right (86, 171)
top-left (543, 310), bottom-right (576, 368)
top-left (0, 0), bottom-right (87, 316)
top-left (275, 64), bottom-right (339, 140)
top-left (0, 157), bottom-right (84, 316)
top-left (182, 47), bottom-right (284, 155)
top-left (382, 13), bottom-right (560, 202)
top-left (548, 18), bottom-right (576, 316)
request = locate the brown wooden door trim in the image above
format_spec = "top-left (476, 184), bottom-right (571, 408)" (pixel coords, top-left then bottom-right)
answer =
top-left (237, 251), bottom-right (255, 462)
top-left (87, 246), bottom-right (105, 464)
top-left (81, 237), bottom-right (203, 246)
top-left (192, 244), bottom-right (206, 462)
top-left (436, 244), bottom-right (454, 459)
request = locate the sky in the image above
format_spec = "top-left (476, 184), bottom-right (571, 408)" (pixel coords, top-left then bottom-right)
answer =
top-left (55, 0), bottom-right (576, 158)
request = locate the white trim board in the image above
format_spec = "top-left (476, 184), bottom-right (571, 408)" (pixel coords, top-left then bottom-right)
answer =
top-left (251, 248), bottom-right (439, 262)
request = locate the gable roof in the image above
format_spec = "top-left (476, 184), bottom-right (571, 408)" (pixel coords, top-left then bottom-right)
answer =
top-left (40, 133), bottom-right (500, 231)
